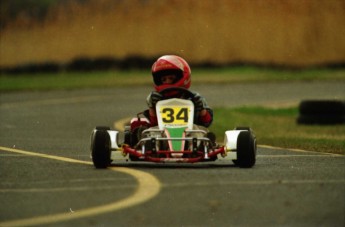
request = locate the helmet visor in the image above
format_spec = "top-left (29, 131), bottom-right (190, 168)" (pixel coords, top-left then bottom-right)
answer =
top-left (153, 69), bottom-right (183, 86)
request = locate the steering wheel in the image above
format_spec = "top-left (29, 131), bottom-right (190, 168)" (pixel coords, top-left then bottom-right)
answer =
top-left (159, 87), bottom-right (195, 99)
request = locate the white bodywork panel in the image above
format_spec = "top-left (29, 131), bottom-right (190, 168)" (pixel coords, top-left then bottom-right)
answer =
top-left (222, 130), bottom-right (244, 160)
top-left (107, 130), bottom-right (126, 161)
top-left (224, 130), bottom-right (243, 151)
top-left (107, 130), bottom-right (119, 149)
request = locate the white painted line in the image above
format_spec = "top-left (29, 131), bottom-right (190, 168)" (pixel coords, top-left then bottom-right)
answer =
top-left (257, 154), bottom-right (343, 158)
top-left (163, 179), bottom-right (345, 188)
top-left (259, 144), bottom-right (343, 156)
top-left (0, 95), bottom-right (110, 109)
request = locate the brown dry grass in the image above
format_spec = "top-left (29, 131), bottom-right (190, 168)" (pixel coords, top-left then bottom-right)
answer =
top-left (1, 0), bottom-right (345, 67)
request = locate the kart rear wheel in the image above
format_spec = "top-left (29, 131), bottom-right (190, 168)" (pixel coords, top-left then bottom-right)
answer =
top-left (91, 129), bottom-right (111, 168)
top-left (236, 131), bottom-right (256, 168)
top-left (95, 126), bottom-right (111, 130)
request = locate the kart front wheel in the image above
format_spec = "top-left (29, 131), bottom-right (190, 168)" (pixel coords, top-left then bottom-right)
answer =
top-left (91, 129), bottom-right (111, 168)
top-left (236, 130), bottom-right (256, 168)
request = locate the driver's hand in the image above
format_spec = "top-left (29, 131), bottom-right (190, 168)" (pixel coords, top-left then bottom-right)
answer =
top-left (147, 91), bottom-right (163, 108)
top-left (193, 93), bottom-right (207, 112)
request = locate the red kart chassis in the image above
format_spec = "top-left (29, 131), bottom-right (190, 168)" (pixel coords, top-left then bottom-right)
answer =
top-left (122, 129), bottom-right (226, 163)
top-left (121, 133), bottom-right (227, 163)
top-left (91, 124), bottom-right (257, 168)
top-left (91, 125), bottom-right (256, 168)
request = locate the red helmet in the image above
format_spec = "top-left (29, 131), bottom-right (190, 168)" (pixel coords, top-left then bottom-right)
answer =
top-left (151, 55), bottom-right (191, 92)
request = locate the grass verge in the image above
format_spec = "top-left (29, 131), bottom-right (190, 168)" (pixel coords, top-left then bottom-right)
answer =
top-left (1, 66), bottom-right (345, 91)
top-left (210, 106), bottom-right (345, 155)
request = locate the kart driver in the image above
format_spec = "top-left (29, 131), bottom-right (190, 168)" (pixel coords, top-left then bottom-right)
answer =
top-left (145, 55), bottom-right (213, 128)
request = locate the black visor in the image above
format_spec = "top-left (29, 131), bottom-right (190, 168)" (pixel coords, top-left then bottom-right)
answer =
top-left (153, 69), bottom-right (183, 86)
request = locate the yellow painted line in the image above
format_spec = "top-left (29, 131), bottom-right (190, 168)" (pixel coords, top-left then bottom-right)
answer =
top-left (113, 117), bottom-right (131, 131)
top-left (0, 185), bottom-right (121, 193)
top-left (0, 146), bottom-right (161, 227)
top-left (0, 146), bottom-right (91, 165)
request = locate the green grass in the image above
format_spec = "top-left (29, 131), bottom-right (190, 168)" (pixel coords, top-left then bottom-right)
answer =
top-left (193, 66), bottom-right (345, 83)
top-left (0, 71), bottom-right (151, 91)
top-left (210, 106), bottom-right (345, 154)
top-left (1, 66), bottom-right (344, 91)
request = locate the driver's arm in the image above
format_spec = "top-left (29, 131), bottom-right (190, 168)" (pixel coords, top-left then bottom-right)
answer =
top-left (148, 108), bottom-right (158, 126)
top-left (146, 92), bottom-right (162, 126)
top-left (193, 92), bottom-right (213, 127)
top-left (198, 108), bottom-right (213, 127)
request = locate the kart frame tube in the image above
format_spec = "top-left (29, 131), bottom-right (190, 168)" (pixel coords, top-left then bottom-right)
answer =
top-left (121, 144), bottom-right (226, 163)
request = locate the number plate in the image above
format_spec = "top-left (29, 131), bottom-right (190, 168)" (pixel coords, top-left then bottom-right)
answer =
top-left (156, 98), bottom-right (194, 130)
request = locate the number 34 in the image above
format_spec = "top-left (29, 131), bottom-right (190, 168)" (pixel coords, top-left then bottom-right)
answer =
top-left (162, 107), bottom-right (189, 123)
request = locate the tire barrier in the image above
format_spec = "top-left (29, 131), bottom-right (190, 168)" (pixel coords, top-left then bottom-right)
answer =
top-left (0, 56), bottom-right (155, 74)
top-left (297, 100), bottom-right (345, 125)
top-left (1, 62), bottom-right (61, 74)
top-left (2, 56), bottom-right (344, 75)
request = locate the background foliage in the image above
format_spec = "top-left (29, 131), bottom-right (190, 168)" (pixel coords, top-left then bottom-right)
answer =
top-left (1, 0), bottom-right (344, 68)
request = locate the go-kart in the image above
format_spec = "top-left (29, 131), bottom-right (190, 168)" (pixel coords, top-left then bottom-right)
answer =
top-left (90, 87), bottom-right (256, 168)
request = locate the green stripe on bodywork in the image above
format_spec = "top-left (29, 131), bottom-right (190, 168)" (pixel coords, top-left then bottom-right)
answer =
top-left (166, 127), bottom-right (186, 151)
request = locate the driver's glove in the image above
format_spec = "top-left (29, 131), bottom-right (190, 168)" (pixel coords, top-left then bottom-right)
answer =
top-left (147, 91), bottom-right (163, 108)
top-left (193, 93), bottom-right (208, 112)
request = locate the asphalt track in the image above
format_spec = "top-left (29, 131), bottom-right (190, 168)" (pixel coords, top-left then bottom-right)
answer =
top-left (0, 81), bottom-right (344, 226)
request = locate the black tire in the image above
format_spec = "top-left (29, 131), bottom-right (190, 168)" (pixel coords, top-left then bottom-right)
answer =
top-left (299, 100), bottom-right (345, 115)
top-left (124, 126), bottom-right (132, 145)
top-left (232, 127), bottom-right (255, 166)
top-left (236, 131), bottom-right (256, 168)
top-left (235, 126), bottom-right (251, 131)
top-left (297, 100), bottom-right (345, 125)
top-left (91, 129), bottom-right (111, 168)
top-left (232, 160), bottom-right (239, 166)
top-left (297, 114), bottom-right (345, 125)
top-left (95, 126), bottom-right (111, 130)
